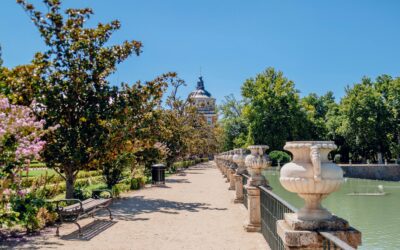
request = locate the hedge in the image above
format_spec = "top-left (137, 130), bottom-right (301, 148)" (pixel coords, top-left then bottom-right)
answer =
top-left (21, 170), bottom-right (102, 187)
top-left (173, 158), bottom-right (209, 169)
top-left (32, 175), bottom-right (105, 198)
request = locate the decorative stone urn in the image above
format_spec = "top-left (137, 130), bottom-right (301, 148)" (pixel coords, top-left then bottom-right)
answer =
top-left (280, 141), bottom-right (343, 221)
top-left (233, 148), bottom-right (247, 174)
top-left (245, 145), bottom-right (270, 186)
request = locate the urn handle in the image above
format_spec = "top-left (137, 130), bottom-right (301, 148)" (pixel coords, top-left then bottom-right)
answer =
top-left (310, 145), bottom-right (322, 182)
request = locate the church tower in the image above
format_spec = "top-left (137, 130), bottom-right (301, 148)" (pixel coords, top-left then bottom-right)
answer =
top-left (188, 76), bottom-right (217, 125)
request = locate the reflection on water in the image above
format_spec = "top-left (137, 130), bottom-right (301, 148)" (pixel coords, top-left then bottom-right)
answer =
top-left (263, 170), bottom-right (400, 250)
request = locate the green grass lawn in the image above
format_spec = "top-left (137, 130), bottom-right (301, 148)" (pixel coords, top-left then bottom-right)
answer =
top-left (21, 169), bottom-right (56, 177)
top-left (29, 162), bottom-right (46, 168)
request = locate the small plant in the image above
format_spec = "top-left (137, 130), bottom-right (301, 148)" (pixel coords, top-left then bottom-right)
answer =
top-left (73, 183), bottom-right (91, 200)
top-left (130, 178), bottom-right (139, 190)
top-left (139, 176), bottom-right (148, 187)
top-left (112, 183), bottom-right (130, 197)
top-left (36, 207), bottom-right (58, 227)
top-left (111, 185), bottom-right (121, 198)
top-left (269, 150), bottom-right (291, 166)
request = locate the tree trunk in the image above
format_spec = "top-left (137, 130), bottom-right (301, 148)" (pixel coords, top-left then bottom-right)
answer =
top-left (65, 172), bottom-right (76, 199)
top-left (377, 152), bottom-right (383, 164)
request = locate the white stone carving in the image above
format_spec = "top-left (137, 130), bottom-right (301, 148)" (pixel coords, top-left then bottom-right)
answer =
top-left (280, 141), bottom-right (343, 221)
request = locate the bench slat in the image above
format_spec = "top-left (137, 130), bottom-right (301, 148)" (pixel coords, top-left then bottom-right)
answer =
top-left (63, 198), bottom-right (111, 213)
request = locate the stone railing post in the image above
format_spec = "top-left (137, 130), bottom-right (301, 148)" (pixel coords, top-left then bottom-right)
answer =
top-left (228, 149), bottom-right (239, 190)
top-left (233, 148), bottom-right (247, 203)
top-left (228, 167), bottom-right (236, 190)
top-left (222, 152), bottom-right (229, 181)
top-left (243, 145), bottom-right (270, 232)
top-left (278, 141), bottom-right (361, 249)
top-left (233, 174), bottom-right (243, 203)
top-left (244, 185), bottom-right (261, 232)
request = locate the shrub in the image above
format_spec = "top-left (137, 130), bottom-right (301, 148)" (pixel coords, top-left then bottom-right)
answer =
top-left (103, 153), bottom-right (133, 188)
top-left (36, 207), bottom-right (58, 227)
top-left (269, 150), bottom-right (291, 166)
top-left (111, 185), bottom-right (120, 198)
top-left (73, 184), bottom-right (92, 200)
top-left (130, 178), bottom-right (139, 190)
top-left (139, 176), bottom-right (148, 187)
top-left (9, 191), bottom-right (56, 233)
top-left (112, 183), bottom-right (130, 197)
top-left (21, 170), bottom-right (102, 187)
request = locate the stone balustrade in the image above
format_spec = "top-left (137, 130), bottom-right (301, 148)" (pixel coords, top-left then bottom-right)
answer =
top-left (215, 141), bottom-right (362, 249)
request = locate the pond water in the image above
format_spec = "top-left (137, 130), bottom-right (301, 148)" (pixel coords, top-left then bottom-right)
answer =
top-left (263, 170), bottom-right (400, 250)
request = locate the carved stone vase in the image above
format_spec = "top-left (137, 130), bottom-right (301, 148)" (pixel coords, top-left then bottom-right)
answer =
top-left (245, 145), bottom-right (270, 186)
top-left (233, 148), bottom-right (247, 174)
top-left (280, 141), bottom-right (343, 221)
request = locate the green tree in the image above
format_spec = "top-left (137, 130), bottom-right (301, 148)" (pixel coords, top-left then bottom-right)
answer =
top-left (0, 64), bottom-right (44, 106)
top-left (160, 79), bottom-right (219, 168)
top-left (241, 67), bottom-right (308, 150)
top-left (101, 74), bottom-right (170, 184)
top-left (301, 92), bottom-right (335, 140)
top-left (18, 0), bottom-right (142, 198)
top-left (218, 94), bottom-right (247, 150)
top-left (375, 75), bottom-right (400, 162)
top-left (338, 77), bottom-right (392, 163)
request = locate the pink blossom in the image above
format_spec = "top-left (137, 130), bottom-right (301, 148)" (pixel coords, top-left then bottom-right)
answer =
top-left (3, 188), bottom-right (11, 196)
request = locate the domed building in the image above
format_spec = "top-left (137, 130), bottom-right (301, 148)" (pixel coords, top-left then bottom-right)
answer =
top-left (188, 76), bottom-right (217, 125)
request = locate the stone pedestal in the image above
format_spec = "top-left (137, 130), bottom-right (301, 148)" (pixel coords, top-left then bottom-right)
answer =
top-left (228, 169), bottom-right (236, 190)
top-left (233, 174), bottom-right (243, 203)
top-left (277, 213), bottom-right (362, 249)
top-left (223, 166), bottom-right (228, 181)
top-left (225, 167), bottom-right (230, 183)
top-left (244, 185), bottom-right (261, 232)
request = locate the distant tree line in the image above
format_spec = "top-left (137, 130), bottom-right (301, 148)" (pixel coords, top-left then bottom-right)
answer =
top-left (219, 67), bottom-right (400, 164)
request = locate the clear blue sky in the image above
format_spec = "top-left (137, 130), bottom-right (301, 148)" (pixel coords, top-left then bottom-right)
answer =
top-left (1, 0), bottom-right (400, 104)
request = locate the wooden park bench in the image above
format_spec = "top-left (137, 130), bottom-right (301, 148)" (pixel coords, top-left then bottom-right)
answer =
top-left (54, 190), bottom-right (113, 236)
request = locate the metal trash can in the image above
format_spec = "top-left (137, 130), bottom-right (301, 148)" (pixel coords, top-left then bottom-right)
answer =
top-left (151, 163), bottom-right (166, 185)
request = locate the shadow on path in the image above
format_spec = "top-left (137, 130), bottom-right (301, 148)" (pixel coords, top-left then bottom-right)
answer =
top-left (165, 178), bottom-right (191, 184)
top-left (111, 195), bottom-right (227, 221)
top-left (0, 232), bottom-right (64, 250)
top-left (61, 220), bottom-right (117, 241)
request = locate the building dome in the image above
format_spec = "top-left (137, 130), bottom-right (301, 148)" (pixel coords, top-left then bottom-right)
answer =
top-left (189, 76), bottom-right (212, 98)
top-left (190, 88), bottom-right (212, 98)
top-left (188, 76), bottom-right (217, 125)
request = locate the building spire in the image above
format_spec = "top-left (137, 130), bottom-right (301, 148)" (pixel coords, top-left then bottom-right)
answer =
top-left (197, 76), bottom-right (205, 90)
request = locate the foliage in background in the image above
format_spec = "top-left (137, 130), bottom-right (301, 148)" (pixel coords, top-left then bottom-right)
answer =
top-left (268, 150), bottom-right (291, 166)
top-left (218, 94), bottom-right (247, 150)
top-left (219, 67), bottom-right (400, 163)
top-left (160, 79), bottom-right (219, 169)
top-left (339, 77), bottom-right (392, 163)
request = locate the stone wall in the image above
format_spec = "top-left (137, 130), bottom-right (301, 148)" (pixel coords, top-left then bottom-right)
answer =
top-left (339, 164), bottom-right (400, 181)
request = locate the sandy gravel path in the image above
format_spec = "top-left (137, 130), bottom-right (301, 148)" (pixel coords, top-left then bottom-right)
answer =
top-left (3, 161), bottom-right (269, 250)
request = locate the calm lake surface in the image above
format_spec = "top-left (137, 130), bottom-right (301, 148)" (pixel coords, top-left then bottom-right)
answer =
top-left (263, 170), bottom-right (400, 250)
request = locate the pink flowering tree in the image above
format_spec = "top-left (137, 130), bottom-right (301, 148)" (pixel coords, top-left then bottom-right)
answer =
top-left (0, 97), bottom-right (47, 181)
top-left (0, 97), bottom-right (55, 229)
